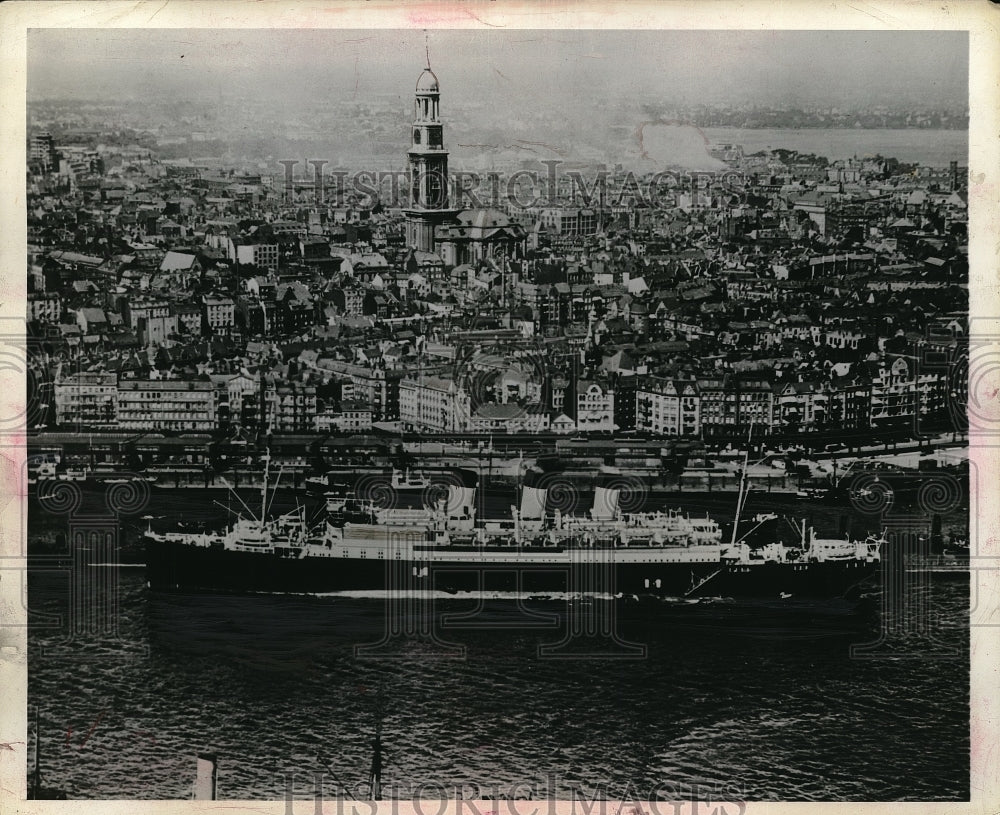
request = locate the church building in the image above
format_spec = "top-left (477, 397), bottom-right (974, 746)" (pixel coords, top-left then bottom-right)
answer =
top-left (403, 56), bottom-right (525, 265)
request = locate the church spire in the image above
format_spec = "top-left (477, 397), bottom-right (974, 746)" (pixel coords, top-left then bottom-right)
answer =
top-left (405, 52), bottom-right (454, 253)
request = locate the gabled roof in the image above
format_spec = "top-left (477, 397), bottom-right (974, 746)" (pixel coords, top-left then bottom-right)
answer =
top-left (160, 251), bottom-right (198, 272)
top-left (79, 307), bottom-right (107, 323)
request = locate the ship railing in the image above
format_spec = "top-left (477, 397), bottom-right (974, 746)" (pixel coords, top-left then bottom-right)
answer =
top-left (154, 532), bottom-right (219, 548)
top-left (812, 552), bottom-right (864, 562)
top-left (808, 540), bottom-right (869, 562)
top-left (721, 542), bottom-right (753, 564)
top-left (229, 541), bottom-right (274, 552)
top-left (225, 528), bottom-right (272, 547)
top-left (226, 536), bottom-right (270, 549)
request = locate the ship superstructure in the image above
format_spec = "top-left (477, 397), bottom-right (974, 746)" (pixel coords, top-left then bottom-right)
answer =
top-left (146, 468), bottom-right (881, 598)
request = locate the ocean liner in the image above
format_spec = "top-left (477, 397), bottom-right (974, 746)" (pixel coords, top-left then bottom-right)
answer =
top-left (144, 460), bottom-right (883, 599)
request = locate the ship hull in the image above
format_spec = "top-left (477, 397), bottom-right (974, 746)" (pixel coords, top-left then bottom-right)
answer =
top-left (145, 538), bottom-right (878, 600)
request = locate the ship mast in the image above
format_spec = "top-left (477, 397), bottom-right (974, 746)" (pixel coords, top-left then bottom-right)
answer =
top-left (217, 479), bottom-right (257, 521)
top-left (729, 421), bottom-right (754, 548)
top-left (260, 449), bottom-right (269, 523)
top-left (265, 464), bottom-right (285, 519)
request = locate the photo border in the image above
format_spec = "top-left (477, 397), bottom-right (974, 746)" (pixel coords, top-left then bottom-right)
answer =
top-left (1, 1), bottom-right (997, 813)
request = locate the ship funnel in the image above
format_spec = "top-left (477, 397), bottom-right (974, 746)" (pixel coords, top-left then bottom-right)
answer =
top-left (446, 484), bottom-right (464, 515)
top-left (591, 484), bottom-right (620, 521)
top-left (445, 471), bottom-right (477, 517)
top-left (519, 485), bottom-right (547, 521)
top-left (445, 485), bottom-right (476, 516)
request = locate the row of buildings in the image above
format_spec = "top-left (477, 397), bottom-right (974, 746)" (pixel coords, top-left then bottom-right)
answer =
top-left (28, 63), bottom-right (968, 445)
top-left (53, 370), bottom-right (373, 435)
top-left (53, 345), bottom-right (955, 439)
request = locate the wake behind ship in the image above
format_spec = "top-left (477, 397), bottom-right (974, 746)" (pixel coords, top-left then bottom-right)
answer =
top-left (145, 464), bottom-right (882, 600)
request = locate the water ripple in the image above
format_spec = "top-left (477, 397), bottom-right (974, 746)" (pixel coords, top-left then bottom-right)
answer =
top-left (27, 571), bottom-right (969, 801)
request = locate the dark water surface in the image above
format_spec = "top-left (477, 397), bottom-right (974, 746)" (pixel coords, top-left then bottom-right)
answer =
top-left (26, 487), bottom-right (969, 801)
top-left (27, 570), bottom-right (968, 801)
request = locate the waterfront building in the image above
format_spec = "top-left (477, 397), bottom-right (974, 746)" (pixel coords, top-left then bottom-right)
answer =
top-left (399, 374), bottom-right (471, 432)
top-left (54, 372), bottom-right (118, 428)
top-left (117, 379), bottom-right (217, 431)
top-left (266, 383), bottom-right (318, 433)
top-left (636, 377), bottom-right (701, 436)
top-left (314, 401), bottom-right (374, 433)
top-left (572, 379), bottom-right (616, 433)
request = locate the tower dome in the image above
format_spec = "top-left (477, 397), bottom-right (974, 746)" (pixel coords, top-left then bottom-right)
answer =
top-left (416, 69), bottom-right (439, 93)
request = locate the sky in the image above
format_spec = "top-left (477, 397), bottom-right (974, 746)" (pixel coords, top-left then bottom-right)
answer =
top-left (28, 29), bottom-right (969, 111)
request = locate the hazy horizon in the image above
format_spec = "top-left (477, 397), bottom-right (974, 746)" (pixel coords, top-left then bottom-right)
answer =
top-left (28, 29), bottom-right (969, 112)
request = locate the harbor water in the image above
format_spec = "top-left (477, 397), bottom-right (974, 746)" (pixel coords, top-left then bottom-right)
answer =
top-left (26, 488), bottom-right (969, 801)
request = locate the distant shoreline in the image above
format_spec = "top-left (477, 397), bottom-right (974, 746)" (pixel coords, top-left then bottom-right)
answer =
top-left (701, 126), bottom-right (968, 167)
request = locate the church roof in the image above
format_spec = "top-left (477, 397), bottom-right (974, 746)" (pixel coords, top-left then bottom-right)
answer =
top-left (457, 208), bottom-right (511, 229)
top-left (416, 69), bottom-right (439, 93)
top-left (436, 209), bottom-right (525, 242)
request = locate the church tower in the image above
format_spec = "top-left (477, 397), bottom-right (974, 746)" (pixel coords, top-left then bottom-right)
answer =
top-left (404, 51), bottom-right (458, 252)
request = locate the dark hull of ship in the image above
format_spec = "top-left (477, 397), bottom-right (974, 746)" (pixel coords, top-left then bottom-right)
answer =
top-left (145, 539), bottom-right (878, 599)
